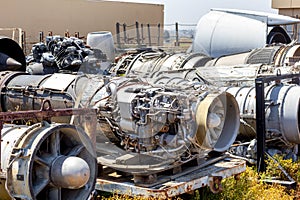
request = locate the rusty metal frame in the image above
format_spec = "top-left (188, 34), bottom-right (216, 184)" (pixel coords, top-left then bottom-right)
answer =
top-left (95, 157), bottom-right (246, 198)
top-left (0, 100), bottom-right (96, 171)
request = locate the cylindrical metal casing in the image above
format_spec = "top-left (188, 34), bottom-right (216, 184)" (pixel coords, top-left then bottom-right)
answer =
top-left (1, 122), bottom-right (96, 200)
top-left (115, 52), bottom-right (212, 76)
top-left (87, 31), bottom-right (115, 62)
top-left (0, 72), bottom-right (88, 115)
top-left (225, 84), bottom-right (300, 144)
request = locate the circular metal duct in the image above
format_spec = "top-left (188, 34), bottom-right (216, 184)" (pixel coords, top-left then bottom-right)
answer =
top-left (1, 122), bottom-right (97, 199)
top-left (196, 92), bottom-right (240, 152)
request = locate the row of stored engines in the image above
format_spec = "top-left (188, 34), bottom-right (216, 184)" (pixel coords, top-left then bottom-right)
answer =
top-left (1, 35), bottom-right (300, 199)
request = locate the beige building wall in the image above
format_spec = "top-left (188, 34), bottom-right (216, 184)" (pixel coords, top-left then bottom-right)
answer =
top-left (272, 0), bottom-right (300, 40)
top-left (272, 0), bottom-right (300, 9)
top-left (0, 0), bottom-right (164, 48)
top-left (272, 0), bottom-right (300, 16)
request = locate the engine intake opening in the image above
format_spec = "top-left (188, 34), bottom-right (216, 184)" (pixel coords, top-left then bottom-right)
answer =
top-left (196, 92), bottom-right (239, 152)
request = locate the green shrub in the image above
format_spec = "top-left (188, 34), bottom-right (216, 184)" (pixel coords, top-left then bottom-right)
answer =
top-left (265, 155), bottom-right (300, 183)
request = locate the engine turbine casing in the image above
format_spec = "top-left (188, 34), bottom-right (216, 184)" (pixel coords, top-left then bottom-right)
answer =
top-left (1, 122), bottom-right (96, 200)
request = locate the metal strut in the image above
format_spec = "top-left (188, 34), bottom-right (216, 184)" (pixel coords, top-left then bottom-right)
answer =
top-left (255, 73), bottom-right (300, 173)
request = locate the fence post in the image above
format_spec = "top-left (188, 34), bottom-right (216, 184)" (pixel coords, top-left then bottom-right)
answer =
top-left (39, 31), bottom-right (44, 43)
top-left (175, 22), bottom-right (179, 46)
top-left (123, 23), bottom-right (127, 44)
top-left (21, 31), bottom-right (26, 54)
top-left (136, 21), bottom-right (140, 45)
top-left (141, 23), bottom-right (144, 44)
top-left (294, 15), bottom-right (299, 41)
top-left (116, 22), bottom-right (121, 48)
top-left (157, 23), bottom-right (161, 46)
top-left (75, 32), bottom-right (79, 38)
top-left (147, 24), bottom-right (151, 46)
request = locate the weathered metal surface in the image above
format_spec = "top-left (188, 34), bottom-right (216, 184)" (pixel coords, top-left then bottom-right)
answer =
top-left (1, 123), bottom-right (97, 199)
top-left (111, 48), bottom-right (300, 165)
top-left (0, 99), bottom-right (96, 169)
top-left (0, 70), bottom-right (239, 178)
top-left (94, 76), bottom-right (239, 175)
top-left (0, 100), bottom-right (98, 199)
top-left (0, 99), bottom-right (96, 122)
top-left (225, 83), bottom-right (300, 143)
top-left (95, 157), bottom-right (246, 198)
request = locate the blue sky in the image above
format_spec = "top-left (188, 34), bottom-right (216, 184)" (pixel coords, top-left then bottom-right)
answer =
top-left (105, 0), bottom-right (278, 24)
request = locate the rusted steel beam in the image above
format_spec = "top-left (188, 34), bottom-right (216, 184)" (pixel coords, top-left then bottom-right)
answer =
top-left (0, 100), bottom-right (96, 122)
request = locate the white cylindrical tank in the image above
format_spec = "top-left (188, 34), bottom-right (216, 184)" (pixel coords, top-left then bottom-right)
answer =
top-left (87, 31), bottom-right (115, 62)
top-left (192, 10), bottom-right (267, 58)
top-left (192, 9), bottom-right (297, 58)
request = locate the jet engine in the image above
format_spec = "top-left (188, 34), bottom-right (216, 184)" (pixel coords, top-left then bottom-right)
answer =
top-left (92, 77), bottom-right (239, 173)
top-left (0, 71), bottom-right (239, 175)
top-left (111, 49), bottom-right (300, 160)
top-left (110, 50), bottom-right (297, 86)
top-left (0, 122), bottom-right (97, 200)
